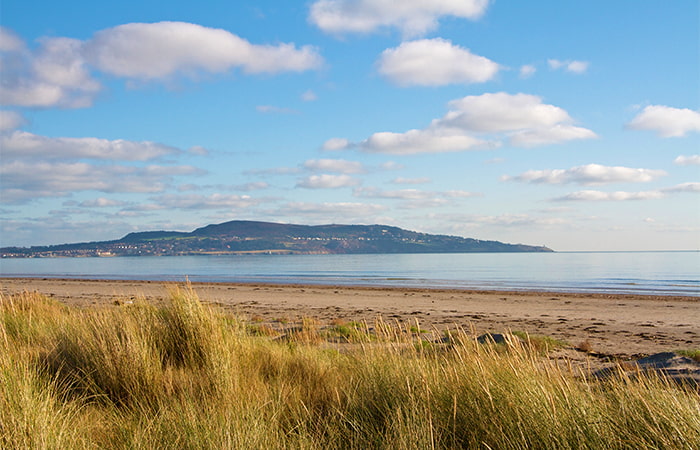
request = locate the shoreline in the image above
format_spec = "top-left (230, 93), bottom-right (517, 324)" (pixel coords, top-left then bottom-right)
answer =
top-left (2, 275), bottom-right (698, 298)
top-left (2, 277), bottom-right (698, 361)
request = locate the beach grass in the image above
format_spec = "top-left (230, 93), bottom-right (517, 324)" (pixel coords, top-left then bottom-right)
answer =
top-left (1, 287), bottom-right (698, 449)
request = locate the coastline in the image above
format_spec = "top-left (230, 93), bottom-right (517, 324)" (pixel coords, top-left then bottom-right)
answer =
top-left (2, 277), bottom-right (698, 360)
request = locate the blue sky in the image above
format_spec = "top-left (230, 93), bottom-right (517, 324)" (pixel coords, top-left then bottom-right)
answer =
top-left (1, 0), bottom-right (698, 251)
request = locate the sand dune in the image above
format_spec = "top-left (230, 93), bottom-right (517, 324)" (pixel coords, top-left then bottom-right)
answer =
top-left (2, 277), bottom-right (697, 361)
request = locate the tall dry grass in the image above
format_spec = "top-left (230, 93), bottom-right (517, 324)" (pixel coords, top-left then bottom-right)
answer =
top-left (1, 287), bottom-right (698, 449)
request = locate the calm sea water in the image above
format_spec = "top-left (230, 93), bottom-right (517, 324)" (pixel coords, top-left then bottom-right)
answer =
top-left (1, 252), bottom-right (698, 296)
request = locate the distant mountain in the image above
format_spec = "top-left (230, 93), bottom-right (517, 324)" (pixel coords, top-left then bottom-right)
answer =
top-left (1, 220), bottom-right (553, 257)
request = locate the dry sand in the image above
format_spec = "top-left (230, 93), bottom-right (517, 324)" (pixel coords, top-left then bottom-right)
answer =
top-left (2, 277), bottom-right (698, 362)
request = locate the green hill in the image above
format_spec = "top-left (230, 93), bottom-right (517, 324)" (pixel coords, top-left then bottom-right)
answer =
top-left (1, 220), bottom-right (553, 257)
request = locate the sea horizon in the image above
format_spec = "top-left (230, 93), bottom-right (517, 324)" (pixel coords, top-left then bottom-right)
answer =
top-left (2, 250), bottom-right (698, 297)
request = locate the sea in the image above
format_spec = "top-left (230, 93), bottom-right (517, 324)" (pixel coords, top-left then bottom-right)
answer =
top-left (1, 251), bottom-right (699, 296)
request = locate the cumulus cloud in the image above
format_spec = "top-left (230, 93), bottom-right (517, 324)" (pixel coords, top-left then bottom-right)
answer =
top-left (309, 0), bottom-right (490, 37)
top-left (674, 155), bottom-right (700, 166)
top-left (0, 34), bottom-right (100, 108)
top-left (0, 110), bottom-right (25, 131)
top-left (303, 158), bottom-right (365, 174)
top-left (296, 174), bottom-right (359, 189)
top-left (0, 22), bottom-right (322, 108)
top-left (84, 22), bottom-right (323, 79)
top-left (1, 130), bottom-right (181, 160)
top-left (358, 128), bottom-right (490, 155)
top-left (548, 59), bottom-right (589, 74)
top-left (503, 164), bottom-right (666, 185)
top-left (377, 38), bottom-right (499, 86)
top-left (627, 105), bottom-right (700, 137)
top-left (439, 93), bottom-right (576, 132)
top-left (328, 92), bottom-right (595, 155)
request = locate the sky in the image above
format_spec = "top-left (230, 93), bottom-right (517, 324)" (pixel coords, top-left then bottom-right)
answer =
top-left (0, 0), bottom-right (699, 251)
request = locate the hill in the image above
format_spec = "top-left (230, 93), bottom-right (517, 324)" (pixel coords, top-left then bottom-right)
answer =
top-left (1, 220), bottom-right (553, 257)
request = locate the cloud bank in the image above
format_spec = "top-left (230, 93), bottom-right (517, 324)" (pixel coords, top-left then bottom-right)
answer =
top-left (326, 92), bottom-right (596, 154)
top-left (503, 164), bottom-right (666, 186)
top-left (0, 22), bottom-right (323, 108)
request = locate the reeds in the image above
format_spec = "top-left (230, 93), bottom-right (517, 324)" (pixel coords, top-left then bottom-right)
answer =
top-left (1, 287), bottom-right (698, 449)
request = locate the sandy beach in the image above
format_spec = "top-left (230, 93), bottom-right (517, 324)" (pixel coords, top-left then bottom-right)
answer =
top-left (2, 277), bottom-right (698, 360)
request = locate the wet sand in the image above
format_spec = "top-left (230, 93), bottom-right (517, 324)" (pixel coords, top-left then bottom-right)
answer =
top-left (2, 277), bottom-right (698, 360)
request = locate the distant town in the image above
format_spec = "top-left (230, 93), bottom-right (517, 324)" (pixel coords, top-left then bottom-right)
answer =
top-left (1, 220), bottom-right (553, 258)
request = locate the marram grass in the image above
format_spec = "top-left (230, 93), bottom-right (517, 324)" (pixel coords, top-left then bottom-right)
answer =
top-left (1, 287), bottom-right (698, 449)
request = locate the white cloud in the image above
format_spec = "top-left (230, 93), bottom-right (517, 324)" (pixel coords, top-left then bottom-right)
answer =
top-left (235, 182), bottom-right (270, 191)
top-left (0, 34), bottom-right (100, 108)
top-left (674, 155), bottom-right (700, 166)
top-left (301, 89), bottom-right (317, 101)
top-left (380, 161), bottom-right (405, 171)
top-left (662, 182), bottom-right (700, 193)
top-left (1, 131), bottom-right (181, 161)
top-left (276, 201), bottom-right (386, 219)
top-left (377, 38), bottom-right (499, 86)
top-left (0, 26), bottom-right (24, 52)
top-left (354, 186), bottom-right (480, 201)
top-left (296, 174), bottom-right (359, 189)
top-left (78, 197), bottom-right (129, 208)
top-left (0, 22), bottom-right (322, 108)
top-left (464, 213), bottom-right (569, 227)
top-left (0, 160), bottom-right (201, 203)
top-left (519, 64), bottom-right (536, 78)
top-left (330, 92), bottom-right (595, 155)
top-left (309, 0), bottom-right (490, 37)
top-left (554, 182), bottom-right (699, 202)
top-left (0, 110), bottom-right (25, 131)
top-left (245, 166), bottom-right (302, 176)
top-left (303, 158), bottom-right (365, 174)
top-left (548, 59), bottom-right (589, 74)
top-left (322, 137), bottom-right (351, 151)
top-left (627, 105), bottom-right (700, 137)
top-left (509, 124), bottom-right (597, 148)
top-left (444, 190), bottom-right (481, 198)
top-left (554, 190), bottom-right (666, 202)
top-left (359, 128), bottom-right (489, 155)
top-left (84, 22), bottom-right (323, 79)
top-left (150, 193), bottom-right (260, 210)
top-left (188, 145), bottom-right (210, 156)
top-left (503, 164), bottom-right (666, 185)
top-left (440, 92), bottom-right (574, 132)
top-left (355, 187), bottom-right (435, 200)
top-left (391, 177), bottom-right (431, 184)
